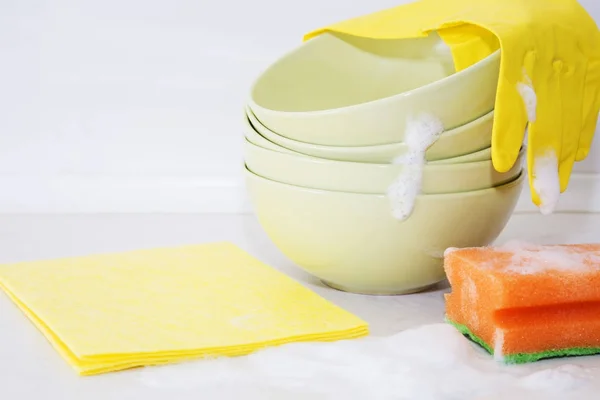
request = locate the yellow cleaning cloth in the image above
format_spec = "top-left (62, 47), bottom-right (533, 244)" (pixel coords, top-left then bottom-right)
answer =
top-left (0, 242), bottom-right (369, 375)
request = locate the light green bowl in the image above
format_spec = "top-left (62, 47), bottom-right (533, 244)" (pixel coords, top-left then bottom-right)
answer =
top-left (245, 107), bottom-right (493, 163)
top-left (244, 140), bottom-right (521, 194)
top-left (431, 147), bottom-right (491, 165)
top-left (246, 167), bottom-right (524, 295)
top-left (249, 32), bottom-right (500, 146)
top-left (244, 112), bottom-right (493, 165)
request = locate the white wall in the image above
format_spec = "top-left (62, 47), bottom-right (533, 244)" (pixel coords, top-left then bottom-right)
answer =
top-left (0, 0), bottom-right (598, 213)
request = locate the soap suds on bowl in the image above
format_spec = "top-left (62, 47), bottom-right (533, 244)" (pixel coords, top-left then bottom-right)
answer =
top-left (497, 240), bottom-right (600, 275)
top-left (138, 323), bottom-right (599, 399)
top-left (532, 150), bottom-right (560, 215)
top-left (387, 114), bottom-right (444, 220)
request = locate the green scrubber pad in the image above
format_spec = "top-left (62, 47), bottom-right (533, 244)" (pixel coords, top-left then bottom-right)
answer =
top-left (446, 318), bottom-right (600, 364)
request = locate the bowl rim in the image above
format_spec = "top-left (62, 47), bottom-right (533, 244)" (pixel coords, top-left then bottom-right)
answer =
top-left (245, 164), bottom-right (525, 199)
top-left (245, 106), bottom-right (494, 150)
top-left (244, 136), bottom-right (523, 173)
top-left (248, 32), bottom-right (501, 116)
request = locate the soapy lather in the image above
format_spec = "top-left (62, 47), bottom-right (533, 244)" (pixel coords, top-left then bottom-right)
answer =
top-left (139, 323), bottom-right (600, 400)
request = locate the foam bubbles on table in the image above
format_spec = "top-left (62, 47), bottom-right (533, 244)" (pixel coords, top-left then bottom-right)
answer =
top-left (520, 364), bottom-right (595, 392)
top-left (138, 323), bottom-right (600, 400)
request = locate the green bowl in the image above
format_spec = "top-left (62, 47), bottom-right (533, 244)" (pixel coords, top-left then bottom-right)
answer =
top-left (244, 139), bottom-right (521, 194)
top-left (245, 167), bottom-right (524, 295)
top-left (244, 111), bottom-right (493, 166)
top-left (245, 107), bottom-right (493, 164)
top-left (249, 32), bottom-right (500, 146)
top-left (431, 147), bottom-right (491, 164)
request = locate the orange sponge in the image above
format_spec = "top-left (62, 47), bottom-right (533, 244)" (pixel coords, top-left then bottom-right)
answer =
top-left (444, 242), bottom-right (600, 363)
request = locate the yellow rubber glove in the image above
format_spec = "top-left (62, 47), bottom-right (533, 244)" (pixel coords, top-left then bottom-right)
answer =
top-left (305, 0), bottom-right (600, 212)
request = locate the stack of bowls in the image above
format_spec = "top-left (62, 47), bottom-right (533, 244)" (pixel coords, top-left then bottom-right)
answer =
top-left (243, 31), bottom-right (524, 295)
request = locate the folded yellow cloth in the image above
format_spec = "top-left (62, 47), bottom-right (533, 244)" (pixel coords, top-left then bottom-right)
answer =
top-left (0, 242), bottom-right (369, 375)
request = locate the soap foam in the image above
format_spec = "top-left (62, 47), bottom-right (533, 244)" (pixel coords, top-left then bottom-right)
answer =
top-left (533, 150), bottom-right (560, 215)
top-left (517, 69), bottom-right (537, 123)
top-left (464, 277), bottom-right (478, 302)
top-left (444, 247), bottom-right (459, 257)
top-left (464, 278), bottom-right (480, 329)
top-left (139, 323), bottom-right (599, 399)
top-left (498, 241), bottom-right (600, 275)
top-left (517, 83), bottom-right (537, 123)
top-left (494, 328), bottom-right (505, 362)
top-left (387, 114), bottom-right (444, 220)
top-left (520, 364), bottom-right (594, 392)
top-left (517, 71), bottom-right (560, 216)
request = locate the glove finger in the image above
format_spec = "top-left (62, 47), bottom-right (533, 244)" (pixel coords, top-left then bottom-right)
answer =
top-left (556, 58), bottom-right (585, 193)
top-left (527, 55), bottom-right (563, 214)
top-left (576, 113), bottom-right (600, 161)
top-left (575, 59), bottom-right (600, 161)
top-left (491, 51), bottom-right (528, 174)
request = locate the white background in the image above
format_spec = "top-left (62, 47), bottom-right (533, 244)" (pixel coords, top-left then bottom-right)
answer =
top-left (1, 0), bottom-right (599, 213)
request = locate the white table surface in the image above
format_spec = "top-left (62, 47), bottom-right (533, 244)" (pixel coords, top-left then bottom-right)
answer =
top-left (1, 212), bottom-right (600, 399)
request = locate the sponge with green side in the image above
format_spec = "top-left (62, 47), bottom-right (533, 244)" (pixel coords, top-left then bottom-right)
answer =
top-left (443, 242), bottom-right (600, 363)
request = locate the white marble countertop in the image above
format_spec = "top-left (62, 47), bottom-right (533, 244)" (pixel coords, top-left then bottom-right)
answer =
top-left (1, 212), bottom-right (600, 399)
